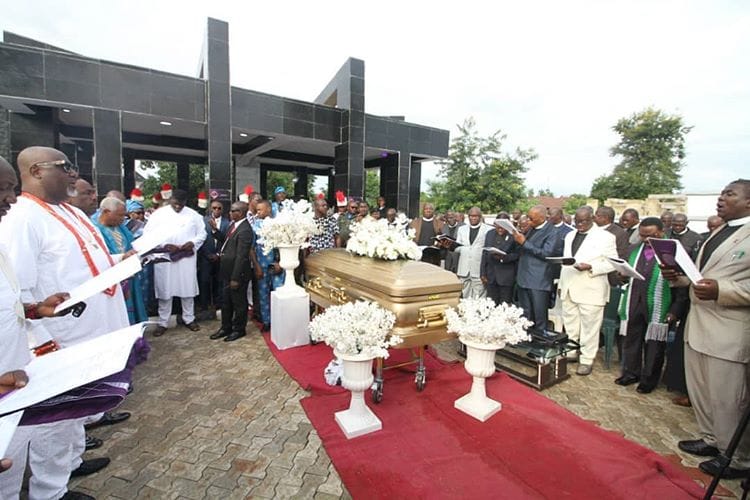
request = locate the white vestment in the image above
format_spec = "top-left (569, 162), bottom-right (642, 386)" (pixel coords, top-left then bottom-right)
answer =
top-left (0, 196), bottom-right (130, 499)
top-left (143, 205), bottom-right (206, 299)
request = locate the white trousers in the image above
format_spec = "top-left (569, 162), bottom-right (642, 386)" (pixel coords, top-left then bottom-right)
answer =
top-left (562, 296), bottom-right (605, 365)
top-left (0, 419), bottom-right (84, 500)
top-left (461, 277), bottom-right (486, 299)
top-left (157, 297), bottom-right (195, 327)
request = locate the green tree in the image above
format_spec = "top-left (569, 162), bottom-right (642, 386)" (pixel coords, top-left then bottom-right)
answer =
top-left (537, 188), bottom-right (554, 197)
top-left (591, 107), bottom-right (692, 201)
top-left (364, 168), bottom-right (380, 207)
top-left (140, 161), bottom-right (206, 207)
top-left (265, 171), bottom-right (315, 200)
top-left (564, 193), bottom-right (591, 213)
top-left (427, 117), bottom-right (536, 213)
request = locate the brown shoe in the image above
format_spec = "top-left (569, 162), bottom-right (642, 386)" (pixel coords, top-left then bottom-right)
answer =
top-left (672, 395), bottom-right (691, 407)
top-left (185, 322), bottom-right (201, 332)
top-left (153, 326), bottom-right (167, 337)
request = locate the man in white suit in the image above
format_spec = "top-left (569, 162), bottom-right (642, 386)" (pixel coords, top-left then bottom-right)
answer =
top-left (454, 206), bottom-right (493, 298)
top-left (558, 206), bottom-right (618, 375)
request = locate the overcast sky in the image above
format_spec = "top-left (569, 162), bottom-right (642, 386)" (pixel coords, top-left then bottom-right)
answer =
top-left (2, 0), bottom-right (747, 195)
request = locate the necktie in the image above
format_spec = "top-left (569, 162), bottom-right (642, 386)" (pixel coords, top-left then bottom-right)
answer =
top-left (226, 222), bottom-right (236, 239)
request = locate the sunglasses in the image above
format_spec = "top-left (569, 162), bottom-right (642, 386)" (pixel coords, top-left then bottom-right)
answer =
top-left (32, 159), bottom-right (79, 176)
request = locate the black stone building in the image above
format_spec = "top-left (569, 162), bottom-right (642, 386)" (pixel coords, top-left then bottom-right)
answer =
top-left (0, 18), bottom-right (448, 216)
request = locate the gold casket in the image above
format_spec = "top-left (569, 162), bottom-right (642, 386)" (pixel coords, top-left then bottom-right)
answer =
top-left (304, 249), bottom-right (462, 349)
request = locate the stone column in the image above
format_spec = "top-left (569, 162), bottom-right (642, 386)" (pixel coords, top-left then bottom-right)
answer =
top-left (92, 109), bottom-right (123, 199)
top-left (0, 107), bottom-right (10, 162)
top-left (294, 167), bottom-right (308, 199)
top-left (408, 157), bottom-right (421, 218)
top-left (122, 153), bottom-right (136, 196)
top-left (379, 154), bottom-right (398, 210)
top-left (202, 18), bottom-right (232, 197)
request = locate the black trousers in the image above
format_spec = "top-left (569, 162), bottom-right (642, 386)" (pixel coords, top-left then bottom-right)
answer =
top-left (198, 257), bottom-right (222, 309)
top-left (221, 279), bottom-right (249, 333)
top-left (487, 284), bottom-right (514, 306)
top-left (621, 307), bottom-right (666, 389)
top-left (517, 287), bottom-right (550, 334)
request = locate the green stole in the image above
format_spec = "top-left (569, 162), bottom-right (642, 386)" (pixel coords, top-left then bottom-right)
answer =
top-left (617, 242), bottom-right (672, 342)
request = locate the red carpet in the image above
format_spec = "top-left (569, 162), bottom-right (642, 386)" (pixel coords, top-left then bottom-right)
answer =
top-left (262, 333), bottom-right (451, 396)
top-left (265, 337), bottom-right (705, 499)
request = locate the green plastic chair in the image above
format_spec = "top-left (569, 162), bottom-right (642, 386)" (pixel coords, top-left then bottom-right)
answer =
top-left (601, 286), bottom-right (622, 369)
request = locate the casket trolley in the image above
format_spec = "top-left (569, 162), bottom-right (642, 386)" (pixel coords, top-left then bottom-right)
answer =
top-left (304, 249), bottom-right (462, 402)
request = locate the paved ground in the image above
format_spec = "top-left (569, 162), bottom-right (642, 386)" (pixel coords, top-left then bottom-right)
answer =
top-left (69, 320), bottom-right (742, 499)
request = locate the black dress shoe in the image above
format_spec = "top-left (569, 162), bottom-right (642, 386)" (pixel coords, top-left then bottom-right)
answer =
top-left (678, 439), bottom-right (720, 457)
top-left (61, 491), bottom-right (96, 500)
top-left (261, 323), bottom-right (270, 333)
top-left (70, 457), bottom-right (110, 477)
top-left (86, 411), bottom-right (131, 430)
top-left (210, 329), bottom-right (229, 340)
top-left (614, 375), bottom-right (639, 386)
top-left (224, 331), bottom-right (246, 342)
top-left (636, 384), bottom-right (654, 394)
top-left (699, 457), bottom-right (750, 479)
top-left (152, 326), bottom-right (167, 337)
top-left (85, 435), bottom-right (103, 450)
top-left (185, 322), bottom-right (201, 332)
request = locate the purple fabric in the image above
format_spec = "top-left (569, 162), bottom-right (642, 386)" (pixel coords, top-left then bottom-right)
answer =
top-left (17, 336), bottom-right (150, 426)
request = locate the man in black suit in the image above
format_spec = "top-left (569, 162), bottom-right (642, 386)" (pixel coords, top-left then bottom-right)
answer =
top-left (620, 208), bottom-right (641, 245)
top-left (211, 202), bottom-right (254, 342)
top-left (514, 205), bottom-right (559, 334)
top-left (480, 212), bottom-right (519, 305)
top-left (198, 200), bottom-right (230, 320)
top-left (595, 206), bottom-right (629, 259)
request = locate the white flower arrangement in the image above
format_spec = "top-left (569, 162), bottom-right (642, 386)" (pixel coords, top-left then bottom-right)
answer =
top-left (446, 298), bottom-right (532, 348)
top-left (309, 300), bottom-right (402, 359)
top-left (346, 214), bottom-right (422, 261)
top-left (258, 199), bottom-right (320, 254)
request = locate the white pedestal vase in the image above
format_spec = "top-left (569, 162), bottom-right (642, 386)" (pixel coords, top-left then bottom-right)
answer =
top-left (454, 339), bottom-right (503, 422)
top-left (276, 244), bottom-right (305, 297)
top-left (334, 350), bottom-right (382, 439)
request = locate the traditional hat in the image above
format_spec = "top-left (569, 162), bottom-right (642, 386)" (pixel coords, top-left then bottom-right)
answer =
top-left (335, 190), bottom-right (347, 207)
top-left (126, 199), bottom-right (144, 213)
top-left (274, 186), bottom-right (286, 195)
top-left (160, 183), bottom-right (172, 200)
top-left (197, 191), bottom-right (208, 209)
top-left (316, 192), bottom-right (325, 200)
top-left (151, 192), bottom-right (162, 205)
top-left (239, 184), bottom-right (254, 203)
top-left (129, 188), bottom-right (144, 202)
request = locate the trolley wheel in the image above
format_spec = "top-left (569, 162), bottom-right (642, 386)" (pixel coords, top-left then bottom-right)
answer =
top-left (415, 370), bottom-right (426, 392)
top-left (371, 381), bottom-right (383, 403)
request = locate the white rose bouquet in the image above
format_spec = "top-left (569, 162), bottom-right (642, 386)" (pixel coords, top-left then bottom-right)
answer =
top-left (346, 214), bottom-right (421, 261)
top-left (258, 199), bottom-right (319, 254)
top-left (309, 300), bottom-right (402, 358)
top-left (446, 298), bottom-right (532, 348)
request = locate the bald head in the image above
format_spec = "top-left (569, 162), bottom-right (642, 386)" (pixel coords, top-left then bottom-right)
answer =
top-left (106, 190), bottom-right (126, 203)
top-left (706, 215), bottom-right (724, 233)
top-left (0, 156), bottom-right (18, 221)
top-left (17, 146), bottom-right (77, 203)
top-left (528, 205), bottom-right (548, 228)
top-left (548, 207), bottom-right (564, 224)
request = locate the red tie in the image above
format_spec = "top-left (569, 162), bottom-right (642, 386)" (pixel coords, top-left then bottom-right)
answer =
top-left (226, 222), bottom-right (236, 239)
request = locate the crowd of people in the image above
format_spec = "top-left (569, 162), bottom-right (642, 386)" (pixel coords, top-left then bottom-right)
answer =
top-left (0, 144), bottom-right (748, 494)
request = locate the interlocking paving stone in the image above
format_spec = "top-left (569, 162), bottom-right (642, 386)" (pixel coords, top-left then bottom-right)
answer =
top-left (66, 321), bottom-right (742, 498)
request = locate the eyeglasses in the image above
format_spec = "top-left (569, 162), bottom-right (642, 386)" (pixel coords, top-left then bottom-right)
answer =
top-left (32, 159), bottom-right (79, 176)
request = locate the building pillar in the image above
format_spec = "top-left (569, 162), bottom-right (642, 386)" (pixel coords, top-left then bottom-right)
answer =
top-left (407, 158), bottom-right (421, 218)
top-left (123, 154), bottom-right (136, 196)
top-left (75, 142), bottom-right (94, 185)
top-left (397, 152), bottom-right (411, 215)
top-left (294, 167), bottom-right (308, 199)
top-left (379, 154), bottom-right (398, 210)
top-left (235, 155), bottom-right (261, 198)
top-left (0, 108), bottom-right (10, 162)
top-left (92, 109), bottom-right (122, 199)
top-left (201, 18), bottom-right (232, 197)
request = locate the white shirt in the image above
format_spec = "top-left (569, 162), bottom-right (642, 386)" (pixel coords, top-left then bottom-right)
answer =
top-left (0, 245), bottom-right (31, 371)
top-left (0, 197), bottom-right (129, 348)
top-left (142, 205), bottom-right (207, 299)
top-left (728, 215), bottom-right (750, 227)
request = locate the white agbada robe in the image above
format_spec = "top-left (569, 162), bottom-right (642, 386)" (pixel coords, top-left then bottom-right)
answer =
top-left (143, 205), bottom-right (206, 299)
top-left (0, 196), bottom-right (130, 500)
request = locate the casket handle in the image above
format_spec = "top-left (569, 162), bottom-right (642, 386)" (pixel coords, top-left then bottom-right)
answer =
top-left (306, 277), bottom-right (323, 291)
top-left (329, 286), bottom-right (349, 304)
top-left (417, 305), bottom-right (448, 329)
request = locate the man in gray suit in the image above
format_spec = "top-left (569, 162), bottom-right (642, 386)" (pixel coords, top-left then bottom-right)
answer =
top-left (666, 179), bottom-right (750, 479)
top-left (514, 205), bottom-right (559, 334)
top-left (595, 206), bottom-right (629, 259)
top-left (620, 208), bottom-right (641, 245)
top-left (670, 213), bottom-right (701, 255)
